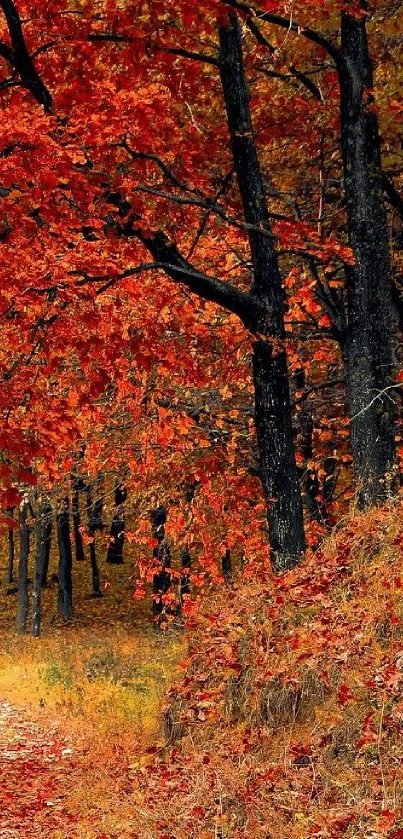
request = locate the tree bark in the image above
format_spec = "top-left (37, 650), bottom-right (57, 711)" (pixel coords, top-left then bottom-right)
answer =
top-left (85, 483), bottom-right (101, 596)
top-left (72, 478), bottom-right (85, 562)
top-left (151, 507), bottom-right (171, 627)
top-left (339, 9), bottom-right (397, 506)
top-left (106, 481), bottom-right (126, 564)
top-left (219, 14), bottom-right (305, 570)
top-left (222, 548), bottom-right (232, 580)
top-left (32, 499), bottom-right (51, 637)
top-left (40, 500), bottom-right (52, 588)
top-left (57, 499), bottom-right (73, 618)
top-left (5, 506), bottom-right (15, 584)
top-left (17, 497), bottom-right (30, 634)
top-left (106, 508), bottom-right (125, 564)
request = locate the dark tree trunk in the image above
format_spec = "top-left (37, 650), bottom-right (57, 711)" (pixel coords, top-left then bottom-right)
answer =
top-left (85, 484), bottom-right (101, 596)
top-left (40, 500), bottom-right (52, 588)
top-left (219, 15), bottom-right (305, 571)
top-left (114, 480), bottom-right (127, 506)
top-left (151, 507), bottom-right (171, 628)
top-left (93, 472), bottom-right (105, 531)
top-left (5, 506), bottom-right (15, 584)
top-left (152, 538), bottom-right (171, 627)
top-left (150, 505), bottom-right (167, 540)
top-left (222, 548), bottom-right (232, 580)
top-left (294, 372), bottom-right (320, 522)
top-left (106, 480), bottom-right (126, 564)
top-left (294, 370), bottom-right (338, 527)
top-left (57, 499), bottom-right (73, 618)
top-left (106, 509), bottom-right (125, 564)
top-left (72, 479), bottom-right (85, 562)
top-left (339, 10), bottom-right (397, 506)
top-left (32, 499), bottom-right (52, 637)
top-left (17, 498), bottom-right (30, 634)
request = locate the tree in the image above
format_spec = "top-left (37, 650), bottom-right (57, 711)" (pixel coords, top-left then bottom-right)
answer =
top-left (135, 14), bottom-right (306, 570)
top-left (57, 498), bottom-right (73, 619)
top-left (218, 0), bottom-right (400, 503)
top-left (339, 5), bottom-right (397, 505)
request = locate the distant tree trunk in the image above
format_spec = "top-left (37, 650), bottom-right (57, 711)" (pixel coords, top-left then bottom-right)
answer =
top-left (150, 507), bottom-right (171, 627)
top-left (93, 472), bottom-right (105, 532)
top-left (219, 16), bottom-right (305, 571)
top-left (40, 500), bottom-right (52, 588)
top-left (152, 538), bottom-right (171, 627)
top-left (85, 483), bottom-right (101, 597)
top-left (106, 481), bottom-right (126, 565)
top-left (222, 548), bottom-right (232, 581)
top-left (340, 9), bottom-right (397, 506)
top-left (72, 477), bottom-right (85, 562)
top-left (57, 498), bottom-right (73, 618)
top-left (114, 480), bottom-right (127, 506)
top-left (17, 497), bottom-right (30, 634)
top-left (32, 498), bottom-right (52, 637)
top-left (5, 506), bottom-right (15, 584)
top-left (150, 505), bottom-right (167, 540)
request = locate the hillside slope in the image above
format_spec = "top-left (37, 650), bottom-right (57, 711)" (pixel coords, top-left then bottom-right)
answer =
top-left (132, 500), bottom-right (403, 839)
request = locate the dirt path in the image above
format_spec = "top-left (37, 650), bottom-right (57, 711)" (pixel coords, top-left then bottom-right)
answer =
top-left (0, 700), bottom-right (148, 839)
top-left (0, 701), bottom-right (80, 838)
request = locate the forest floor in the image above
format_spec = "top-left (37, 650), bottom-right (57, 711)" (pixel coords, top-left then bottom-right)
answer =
top-left (0, 545), bottom-right (183, 838)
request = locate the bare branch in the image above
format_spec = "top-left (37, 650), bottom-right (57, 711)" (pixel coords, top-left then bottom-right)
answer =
top-left (222, 0), bottom-right (342, 68)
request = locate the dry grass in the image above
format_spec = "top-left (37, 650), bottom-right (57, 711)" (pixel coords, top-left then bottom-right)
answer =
top-left (0, 534), bottom-right (184, 838)
top-left (0, 532), bottom-right (183, 740)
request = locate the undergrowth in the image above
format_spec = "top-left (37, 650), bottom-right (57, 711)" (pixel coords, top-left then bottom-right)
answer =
top-left (130, 498), bottom-right (403, 839)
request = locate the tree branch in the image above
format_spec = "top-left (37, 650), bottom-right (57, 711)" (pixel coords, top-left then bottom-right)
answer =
top-left (222, 0), bottom-right (342, 68)
top-left (0, 40), bottom-right (13, 63)
top-left (247, 17), bottom-right (323, 101)
top-left (0, 0), bottom-right (52, 109)
top-left (133, 228), bottom-right (262, 327)
top-left (153, 44), bottom-right (219, 66)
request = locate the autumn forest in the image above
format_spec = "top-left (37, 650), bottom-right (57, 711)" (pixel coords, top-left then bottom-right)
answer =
top-left (0, 0), bottom-right (402, 837)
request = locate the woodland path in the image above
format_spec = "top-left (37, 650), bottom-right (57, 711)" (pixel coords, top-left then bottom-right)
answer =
top-left (0, 700), bottom-right (80, 838)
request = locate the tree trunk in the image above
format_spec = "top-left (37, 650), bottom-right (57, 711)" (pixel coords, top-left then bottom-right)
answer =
top-left (219, 14), bottom-right (305, 570)
top-left (151, 507), bottom-right (171, 628)
top-left (32, 499), bottom-right (51, 637)
top-left (72, 479), bottom-right (85, 562)
top-left (106, 509), bottom-right (125, 563)
top-left (222, 548), bottom-right (232, 581)
top-left (57, 499), bottom-right (73, 618)
top-left (93, 472), bottom-right (105, 531)
top-left (17, 497), bottom-right (30, 634)
top-left (106, 481), bottom-right (126, 565)
top-left (339, 9), bottom-right (397, 506)
top-left (5, 506), bottom-right (15, 584)
top-left (152, 538), bottom-right (171, 627)
top-left (40, 500), bottom-right (52, 588)
top-left (85, 483), bottom-right (101, 597)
